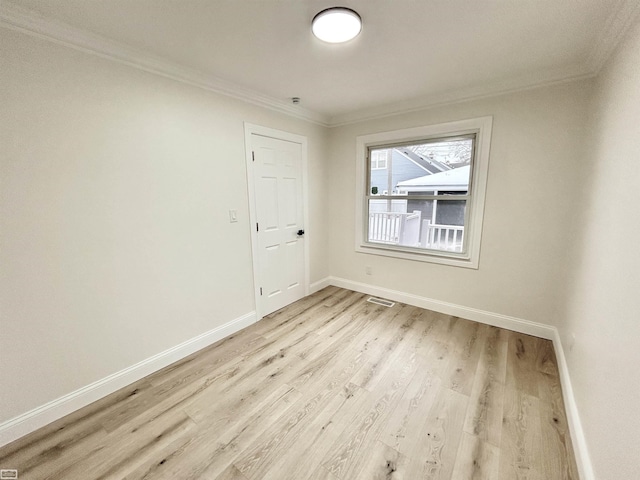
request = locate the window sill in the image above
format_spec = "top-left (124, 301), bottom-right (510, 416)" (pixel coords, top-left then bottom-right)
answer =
top-left (356, 242), bottom-right (479, 269)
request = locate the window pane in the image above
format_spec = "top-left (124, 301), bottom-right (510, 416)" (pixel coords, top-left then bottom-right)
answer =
top-left (370, 138), bottom-right (473, 197)
top-left (368, 199), bottom-right (466, 253)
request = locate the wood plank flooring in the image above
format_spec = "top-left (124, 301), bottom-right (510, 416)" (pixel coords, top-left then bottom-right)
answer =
top-left (0, 287), bottom-right (579, 479)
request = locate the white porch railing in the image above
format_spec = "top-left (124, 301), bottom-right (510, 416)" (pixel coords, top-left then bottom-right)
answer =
top-left (368, 211), bottom-right (422, 245)
top-left (369, 212), bottom-right (464, 252)
top-left (421, 221), bottom-right (464, 252)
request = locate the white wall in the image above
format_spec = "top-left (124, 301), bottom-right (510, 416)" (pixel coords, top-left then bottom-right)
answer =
top-left (560, 17), bottom-right (640, 480)
top-left (0, 28), bottom-right (328, 423)
top-left (327, 81), bottom-right (592, 326)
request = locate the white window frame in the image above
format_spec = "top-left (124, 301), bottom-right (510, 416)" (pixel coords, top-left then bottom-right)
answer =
top-left (355, 116), bottom-right (492, 269)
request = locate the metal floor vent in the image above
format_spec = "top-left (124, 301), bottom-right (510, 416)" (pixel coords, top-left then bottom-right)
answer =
top-left (367, 296), bottom-right (395, 308)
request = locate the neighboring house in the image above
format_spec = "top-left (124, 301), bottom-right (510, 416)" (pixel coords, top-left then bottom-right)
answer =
top-left (369, 147), bottom-right (450, 195)
top-left (397, 165), bottom-right (469, 227)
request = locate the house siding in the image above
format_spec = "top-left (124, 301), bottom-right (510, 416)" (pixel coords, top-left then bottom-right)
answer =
top-left (369, 150), bottom-right (430, 194)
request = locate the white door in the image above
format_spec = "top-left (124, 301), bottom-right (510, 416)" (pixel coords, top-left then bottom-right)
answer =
top-left (250, 132), bottom-right (306, 317)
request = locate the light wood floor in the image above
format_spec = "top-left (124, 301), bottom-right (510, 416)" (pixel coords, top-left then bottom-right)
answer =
top-left (0, 287), bottom-right (578, 479)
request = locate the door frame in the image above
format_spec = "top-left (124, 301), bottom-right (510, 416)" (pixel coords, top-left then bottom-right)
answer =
top-left (244, 123), bottom-right (310, 320)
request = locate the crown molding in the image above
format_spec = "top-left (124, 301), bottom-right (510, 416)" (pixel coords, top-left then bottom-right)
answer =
top-left (0, 1), bottom-right (331, 127)
top-left (328, 65), bottom-right (595, 127)
top-left (585, 0), bottom-right (640, 74)
top-left (1, 0), bottom-right (637, 129)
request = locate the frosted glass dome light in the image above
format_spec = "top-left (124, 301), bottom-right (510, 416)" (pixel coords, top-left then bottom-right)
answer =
top-left (312, 7), bottom-right (362, 44)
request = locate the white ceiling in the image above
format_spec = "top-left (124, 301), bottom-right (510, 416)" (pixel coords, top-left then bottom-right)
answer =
top-left (2, 0), bottom-right (638, 125)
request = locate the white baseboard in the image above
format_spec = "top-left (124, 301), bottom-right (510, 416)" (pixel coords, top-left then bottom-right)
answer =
top-left (551, 330), bottom-right (595, 480)
top-left (321, 276), bottom-right (593, 479)
top-left (0, 311), bottom-right (256, 448)
top-left (327, 276), bottom-right (555, 339)
top-left (309, 276), bottom-right (332, 294)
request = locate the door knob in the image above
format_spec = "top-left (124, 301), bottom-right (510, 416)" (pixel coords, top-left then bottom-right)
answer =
top-left (297, 229), bottom-right (305, 236)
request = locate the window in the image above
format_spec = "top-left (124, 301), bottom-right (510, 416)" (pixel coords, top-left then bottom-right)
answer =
top-left (370, 149), bottom-right (388, 169)
top-left (355, 117), bottom-right (492, 268)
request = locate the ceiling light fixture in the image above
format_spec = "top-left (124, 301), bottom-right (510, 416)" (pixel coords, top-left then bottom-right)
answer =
top-left (312, 7), bottom-right (362, 44)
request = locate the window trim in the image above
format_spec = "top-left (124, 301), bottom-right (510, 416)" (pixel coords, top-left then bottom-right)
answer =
top-left (355, 116), bottom-right (492, 269)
